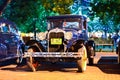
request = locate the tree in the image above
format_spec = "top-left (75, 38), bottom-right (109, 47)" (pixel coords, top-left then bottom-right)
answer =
top-left (2, 0), bottom-right (73, 32)
top-left (41, 0), bottom-right (73, 14)
top-left (2, 0), bottom-right (56, 32)
top-left (69, 0), bottom-right (91, 15)
top-left (90, 0), bottom-right (120, 33)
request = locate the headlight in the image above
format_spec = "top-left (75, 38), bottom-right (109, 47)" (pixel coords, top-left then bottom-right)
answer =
top-left (65, 32), bottom-right (73, 40)
top-left (37, 32), bottom-right (47, 40)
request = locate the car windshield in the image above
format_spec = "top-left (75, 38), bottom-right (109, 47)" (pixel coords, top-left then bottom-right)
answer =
top-left (47, 15), bottom-right (85, 30)
top-left (48, 20), bottom-right (80, 30)
top-left (63, 22), bottom-right (79, 28)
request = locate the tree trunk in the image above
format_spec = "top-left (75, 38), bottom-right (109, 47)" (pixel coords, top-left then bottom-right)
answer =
top-left (0, 0), bottom-right (11, 15)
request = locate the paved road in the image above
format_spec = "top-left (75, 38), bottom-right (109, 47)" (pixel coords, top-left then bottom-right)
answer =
top-left (0, 52), bottom-right (120, 80)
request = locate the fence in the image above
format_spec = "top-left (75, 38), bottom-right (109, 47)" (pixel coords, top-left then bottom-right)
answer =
top-left (90, 38), bottom-right (114, 52)
top-left (95, 44), bottom-right (114, 52)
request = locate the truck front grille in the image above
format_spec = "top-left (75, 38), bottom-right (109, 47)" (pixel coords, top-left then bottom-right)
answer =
top-left (49, 32), bottom-right (64, 52)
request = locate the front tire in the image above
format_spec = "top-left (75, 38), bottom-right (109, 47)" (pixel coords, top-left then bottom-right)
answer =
top-left (26, 47), bottom-right (39, 72)
top-left (77, 58), bottom-right (87, 72)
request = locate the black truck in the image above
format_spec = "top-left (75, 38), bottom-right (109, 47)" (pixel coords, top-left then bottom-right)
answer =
top-left (24, 15), bottom-right (96, 72)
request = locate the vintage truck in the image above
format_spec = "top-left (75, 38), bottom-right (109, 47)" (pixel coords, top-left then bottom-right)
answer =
top-left (24, 15), bottom-right (95, 72)
top-left (0, 18), bottom-right (25, 65)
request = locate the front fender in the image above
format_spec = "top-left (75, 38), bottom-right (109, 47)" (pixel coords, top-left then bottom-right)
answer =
top-left (68, 39), bottom-right (85, 52)
top-left (26, 40), bottom-right (38, 46)
top-left (26, 40), bottom-right (46, 52)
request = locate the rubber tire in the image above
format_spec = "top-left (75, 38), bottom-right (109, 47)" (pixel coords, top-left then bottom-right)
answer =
top-left (86, 40), bottom-right (95, 65)
top-left (88, 57), bottom-right (94, 65)
top-left (77, 58), bottom-right (87, 72)
top-left (87, 48), bottom-right (95, 65)
top-left (26, 47), bottom-right (39, 72)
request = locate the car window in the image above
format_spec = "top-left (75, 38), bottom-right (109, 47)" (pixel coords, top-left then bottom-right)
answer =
top-left (0, 23), bottom-right (17, 33)
top-left (2, 26), bottom-right (9, 32)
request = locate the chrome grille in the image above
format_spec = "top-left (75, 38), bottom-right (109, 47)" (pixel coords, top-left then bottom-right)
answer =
top-left (48, 32), bottom-right (64, 52)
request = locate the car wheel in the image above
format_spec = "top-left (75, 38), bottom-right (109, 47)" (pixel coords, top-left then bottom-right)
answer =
top-left (86, 40), bottom-right (95, 65)
top-left (26, 47), bottom-right (39, 72)
top-left (76, 58), bottom-right (87, 72)
top-left (88, 57), bottom-right (94, 65)
top-left (87, 48), bottom-right (95, 65)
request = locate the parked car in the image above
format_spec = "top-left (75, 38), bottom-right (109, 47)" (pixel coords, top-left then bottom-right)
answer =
top-left (0, 18), bottom-right (24, 64)
top-left (25, 15), bottom-right (96, 72)
top-left (116, 37), bottom-right (120, 64)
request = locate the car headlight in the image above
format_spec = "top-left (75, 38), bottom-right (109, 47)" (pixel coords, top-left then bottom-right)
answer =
top-left (65, 32), bottom-right (73, 40)
top-left (37, 32), bottom-right (47, 40)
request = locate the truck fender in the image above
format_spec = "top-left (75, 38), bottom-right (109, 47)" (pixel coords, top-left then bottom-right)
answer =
top-left (68, 39), bottom-right (85, 52)
top-left (26, 40), bottom-right (46, 52)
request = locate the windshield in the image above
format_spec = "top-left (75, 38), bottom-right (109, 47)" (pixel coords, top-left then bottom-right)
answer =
top-left (63, 22), bottom-right (79, 28)
top-left (48, 20), bottom-right (81, 30)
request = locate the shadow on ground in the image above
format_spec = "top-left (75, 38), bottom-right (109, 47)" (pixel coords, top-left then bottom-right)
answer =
top-left (0, 56), bottom-right (120, 74)
top-left (0, 59), bottom-right (16, 67)
top-left (37, 62), bottom-right (78, 72)
top-left (97, 56), bottom-right (120, 74)
top-left (0, 61), bottom-right (78, 72)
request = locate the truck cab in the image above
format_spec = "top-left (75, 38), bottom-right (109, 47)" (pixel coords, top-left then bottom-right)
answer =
top-left (25, 15), bottom-right (95, 72)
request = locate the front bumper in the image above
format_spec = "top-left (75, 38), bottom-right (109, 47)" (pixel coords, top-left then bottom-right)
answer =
top-left (24, 52), bottom-right (83, 58)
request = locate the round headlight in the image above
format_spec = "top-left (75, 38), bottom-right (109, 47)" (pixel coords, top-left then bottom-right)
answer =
top-left (65, 32), bottom-right (73, 40)
top-left (37, 32), bottom-right (47, 40)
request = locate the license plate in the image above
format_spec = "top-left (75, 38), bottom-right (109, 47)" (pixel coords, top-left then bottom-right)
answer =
top-left (51, 38), bottom-right (62, 45)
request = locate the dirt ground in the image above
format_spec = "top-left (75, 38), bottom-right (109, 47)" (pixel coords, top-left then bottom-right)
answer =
top-left (0, 52), bottom-right (120, 80)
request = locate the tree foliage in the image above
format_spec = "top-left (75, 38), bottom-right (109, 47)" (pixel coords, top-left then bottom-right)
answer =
top-left (41, 0), bottom-right (73, 14)
top-left (1, 0), bottom-right (73, 32)
top-left (0, 0), bottom-right (11, 15)
top-left (91, 0), bottom-right (120, 25)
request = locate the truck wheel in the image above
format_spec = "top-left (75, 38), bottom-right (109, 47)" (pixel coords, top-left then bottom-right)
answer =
top-left (26, 47), bottom-right (39, 72)
top-left (76, 58), bottom-right (87, 72)
top-left (86, 40), bottom-right (95, 65)
top-left (88, 57), bottom-right (94, 65)
top-left (88, 48), bottom-right (94, 65)
top-left (87, 48), bottom-right (95, 65)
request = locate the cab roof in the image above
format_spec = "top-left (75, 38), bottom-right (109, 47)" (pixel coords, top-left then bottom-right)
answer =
top-left (47, 15), bottom-right (87, 20)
